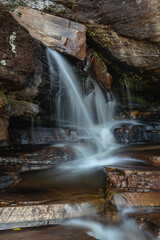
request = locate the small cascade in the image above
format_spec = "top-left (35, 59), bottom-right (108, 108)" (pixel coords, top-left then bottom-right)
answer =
top-left (47, 48), bottom-right (141, 174)
top-left (65, 218), bottom-right (153, 240)
top-left (47, 48), bottom-right (116, 127)
top-left (124, 78), bottom-right (133, 110)
top-left (47, 48), bottom-right (92, 127)
top-left (46, 48), bottom-right (158, 239)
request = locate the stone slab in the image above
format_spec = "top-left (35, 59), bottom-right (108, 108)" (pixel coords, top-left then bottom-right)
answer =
top-left (0, 202), bottom-right (98, 230)
top-left (13, 7), bottom-right (86, 60)
top-left (105, 167), bottom-right (160, 192)
top-left (111, 192), bottom-right (160, 207)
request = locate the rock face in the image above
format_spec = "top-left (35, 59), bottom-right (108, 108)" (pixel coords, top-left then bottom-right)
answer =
top-left (74, 0), bottom-right (160, 43)
top-left (0, 3), bottom-right (43, 90)
top-left (13, 6), bottom-right (87, 60)
top-left (73, 0), bottom-right (160, 71)
top-left (0, 0), bottom-right (75, 20)
top-left (0, 3), bottom-right (46, 143)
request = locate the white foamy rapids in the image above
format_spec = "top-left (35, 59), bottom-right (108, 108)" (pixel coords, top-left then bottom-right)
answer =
top-left (65, 219), bottom-right (154, 240)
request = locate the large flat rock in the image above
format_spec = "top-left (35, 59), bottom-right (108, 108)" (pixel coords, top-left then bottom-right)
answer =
top-left (111, 192), bottom-right (160, 207)
top-left (13, 7), bottom-right (86, 60)
top-left (0, 201), bottom-right (101, 230)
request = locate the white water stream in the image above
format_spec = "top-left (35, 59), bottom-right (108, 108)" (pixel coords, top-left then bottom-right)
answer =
top-left (47, 48), bottom-right (152, 240)
top-left (47, 48), bottom-right (141, 173)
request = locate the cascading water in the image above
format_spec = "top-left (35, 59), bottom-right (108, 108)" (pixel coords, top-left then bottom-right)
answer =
top-left (47, 48), bottom-right (141, 173)
top-left (46, 48), bottom-right (152, 240)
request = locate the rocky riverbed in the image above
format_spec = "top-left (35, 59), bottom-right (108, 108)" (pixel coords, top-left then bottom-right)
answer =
top-left (0, 1), bottom-right (160, 239)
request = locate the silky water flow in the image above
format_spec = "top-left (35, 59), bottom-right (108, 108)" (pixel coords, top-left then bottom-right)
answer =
top-left (46, 48), bottom-right (154, 240)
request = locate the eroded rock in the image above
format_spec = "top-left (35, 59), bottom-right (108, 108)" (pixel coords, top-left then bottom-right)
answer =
top-left (13, 6), bottom-right (86, 60)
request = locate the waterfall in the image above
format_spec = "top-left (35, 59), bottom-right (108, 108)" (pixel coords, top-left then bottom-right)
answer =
top-left (47, 48), bottom-right (116, 127)
top-left (46, 48), bottom-right (150, 240)
top-left (46, 48), bottom-right (141, 173)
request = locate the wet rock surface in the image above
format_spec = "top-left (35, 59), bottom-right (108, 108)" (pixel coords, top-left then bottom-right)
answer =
top-left (0, 201), bottom-right (100, 230)
top-left (113, 124), bottom-right (160, 144)
top-left (116, 144), bottom-right (160, 167)
top-left (111, 192), bottom-right (160, 207)
top-left (0, 125), bottom-right (89, 191)
top-left (105, 167), bottom-right (160, 193)
top-left (13, 6), bottom-right (87, 60)
top-left (87, 49), bottom-right (112, 92)
top-left (0, 225), bottom-right (95, 240)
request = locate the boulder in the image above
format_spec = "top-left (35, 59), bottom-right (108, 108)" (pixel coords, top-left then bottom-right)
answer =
top-left (13, 6), bottom-right (87, 60)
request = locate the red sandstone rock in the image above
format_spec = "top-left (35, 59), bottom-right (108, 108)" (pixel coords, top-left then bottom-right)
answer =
top-left (87, 49), bottom-right (112, 91)
top-left (13, 7), bottom-right (87, 60)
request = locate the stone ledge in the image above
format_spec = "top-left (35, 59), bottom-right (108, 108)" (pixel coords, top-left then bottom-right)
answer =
top-left (0, 201), bottom-right (98, 230)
